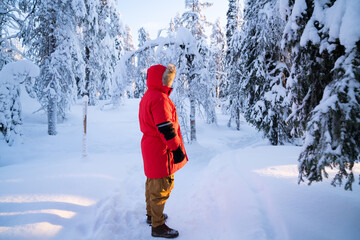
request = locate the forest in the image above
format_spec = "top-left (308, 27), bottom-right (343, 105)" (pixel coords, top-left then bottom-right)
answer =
top-left (1, 0), bottom-right (359, 190)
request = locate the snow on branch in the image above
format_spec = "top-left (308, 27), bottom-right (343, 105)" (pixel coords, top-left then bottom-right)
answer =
top-left (111, 27), bottom-right (197, 105)
top-left (0, 60), bottom-right (40, 84)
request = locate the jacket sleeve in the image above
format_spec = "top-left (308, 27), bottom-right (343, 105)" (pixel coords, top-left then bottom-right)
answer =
top-left (151, 96), bottom-right (181, 151)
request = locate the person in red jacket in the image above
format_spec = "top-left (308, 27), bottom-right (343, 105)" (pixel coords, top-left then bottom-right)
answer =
top-left (139, 64), bottom-right (188, 238)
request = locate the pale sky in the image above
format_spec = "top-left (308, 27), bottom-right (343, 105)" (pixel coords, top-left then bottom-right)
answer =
top-left (117, 0), bottom-right (229, 46)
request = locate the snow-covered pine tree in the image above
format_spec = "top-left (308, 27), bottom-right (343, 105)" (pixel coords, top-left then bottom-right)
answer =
top-left (111, 7), bottom-right (126, 61)
top-left (97, 0), bottom-right (123, 100)
top-left (226, 29), bottom-right (243, 130)
top-left (109, 5), bottom-right (126, 102)
top-left (0, 0), bottom-right (25, 70)
top-left (281, 0), bottom-right (329, 138)
top-left (225, 0), bottom-right (242, 52)
top-left (196, 40), bottom-right (217, 125)
top-left (168, 13), bottom-right (182, 36)
top-left (209, 19), bottom-right (226, 103)
top-left (0, 60), bottom-right (39, 146)
top-left (236, 0), bottom-right (291, 145)
top-left (82, 0), bottom-right (102, 105)
top-left (0, 78), bottom-right (22, 146)
top-left (135, 27), bottom-right (153, 98)
top-left (225, 0), bottom-right (244, 130)
top-left (22, 0), bottom-right (86, 135)
top-left (182, 0), bottom-right (213, 40)
top-left (0, 1), bottom-right (13, 70)
top-left (280, 0), bottom-right (360, 190)
top-left (181, 0), bottom-right (216, 140)
top-left (124, 24), bottom-right (136, 98)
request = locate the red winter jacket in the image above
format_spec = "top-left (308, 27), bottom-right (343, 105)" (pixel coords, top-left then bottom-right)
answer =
top-left (139, 65), bottom-right (188, 179)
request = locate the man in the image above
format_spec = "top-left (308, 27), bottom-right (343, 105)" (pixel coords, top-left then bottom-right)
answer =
top-left (139, 64), bottom-right (188, 238)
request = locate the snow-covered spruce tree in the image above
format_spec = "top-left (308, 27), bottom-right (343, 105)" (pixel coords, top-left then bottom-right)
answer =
top-left (111, 7), bottom-right (126, 61)
top-left (225, 0), bottom-right (244, 129)
top-left (226, 0), bottom-right (243, 52)
top-left (82, 0), bottom-right (102, 105)
top-left (135, 27), bottom-right (153, 98)
top-left (169, 13), bottom-right (182, 36)
top-left (280, 0), bottom-right (360, 190)
top-left (181, 0), bottom-right (217, 140)
top-left (22, 0), bottom-right (86, 135)
top-left (281, 0), bottom-right (331, 138)
top-left (124, 24), bottom-right (136, 98)
top-left (0, 0), bottom-right (13, 70)
top-left (226, 30), bottom-right (243, 130)
top-left (0, 0), bottom-right (26, 70)
top-left (209, 19), bottom-right (226, 103)
top-left (0, 78), bottom-right (22, 146)
top-left (97, 0), bottom-right (123, 100)
top-left (182, 0), bottom-right (212, 40)
top-left (0, 60), bottom-right (39, 146)
top-left (236, 0), bottom-right (291, 145)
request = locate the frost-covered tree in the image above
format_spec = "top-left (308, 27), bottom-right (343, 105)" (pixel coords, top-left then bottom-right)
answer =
top-left (209, 19), bottom-right (226, 103)
top-left (0, 0), bottom-right (14, 69)
top-left (236, 0), bottom-right (291, 145)
top-left (0, 0), bottom-right (26, 70)
top-left (97, 0), bottom-right (124, 100)
top-left (182, 0), bottom-right (213, 40)
top-left (226, 0), bottom-right (243, 51)
top-left (0, 60), bottom-right (39, 146)
top-left (135, 27), bottom-right (153, 98)
top-left (181, 0), bottom-right (216, 140)
top-left (281, 0), bottom-right (360, 190)
top-left (82, 0), bottom-right (102, 105)
top-left (281, 0), bottom-right (332, 138)
top-left (80, 0), bottom-right (125, 103)
top-left (124, 24), bottom-right (136, 97)
top-left (22, 0), bottom-right (86, 135)
top-left (169, 13), bottom-right (182, 36)
top-left (112, 8), bottom-right (126, 60)
top-left (225, 0), bottom-right (244, 129)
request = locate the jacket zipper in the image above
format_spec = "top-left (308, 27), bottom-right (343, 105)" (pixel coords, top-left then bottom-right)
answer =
top-left (167, 150), bottom-right (171, 176)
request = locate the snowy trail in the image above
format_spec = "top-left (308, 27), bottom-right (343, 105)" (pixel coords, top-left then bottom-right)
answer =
top-left (1, 98), bottom-right (360, 240)
top-left (170, 143), bottom-right (280, 239)
top-left (85, 110), bottom-right (276, 240)
top-left (168, 118), bottom-right (272, 239)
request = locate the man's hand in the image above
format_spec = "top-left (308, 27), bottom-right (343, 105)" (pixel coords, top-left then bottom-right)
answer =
top-left (172, 145), bottom-right (185, 164)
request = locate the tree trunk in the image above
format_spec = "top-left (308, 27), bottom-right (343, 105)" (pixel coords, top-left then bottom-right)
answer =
top-left (190, 97), bottom-right (196, 141)
top-left (235, 106), bottom-right (240, 131)
top-left (270, 114), bottom-right (278, 145)
top-left (47, 7), bottom-right (57, 135)
top-left (48, 96), bottom-right (57, 135)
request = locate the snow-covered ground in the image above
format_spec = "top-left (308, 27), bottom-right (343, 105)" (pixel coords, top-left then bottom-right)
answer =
top-left (0, 92), bottom-right (359, 240)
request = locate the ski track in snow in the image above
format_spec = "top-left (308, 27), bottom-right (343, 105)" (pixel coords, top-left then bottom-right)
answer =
top-left (1, 98), bottom-right (360, 240)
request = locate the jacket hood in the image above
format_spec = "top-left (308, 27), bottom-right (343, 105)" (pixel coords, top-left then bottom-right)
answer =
top-left (146, 65), bottom-right (172, 95)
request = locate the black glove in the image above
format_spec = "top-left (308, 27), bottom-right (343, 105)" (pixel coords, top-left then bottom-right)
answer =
top-left (172, 145), bottom-right (185, 164)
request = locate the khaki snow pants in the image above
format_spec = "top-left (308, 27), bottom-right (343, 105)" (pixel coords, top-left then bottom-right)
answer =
top-left (145, 174), bottom-right (174, 228)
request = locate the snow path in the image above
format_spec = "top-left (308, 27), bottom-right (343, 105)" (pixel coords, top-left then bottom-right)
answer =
top-left (1, 98), bottom-right (360, 240)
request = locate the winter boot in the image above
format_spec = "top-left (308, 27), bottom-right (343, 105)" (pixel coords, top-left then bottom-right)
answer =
top-left (147, 213), bottom-right (168, 225)
top-left (151, 223), bottom-right (179, 238)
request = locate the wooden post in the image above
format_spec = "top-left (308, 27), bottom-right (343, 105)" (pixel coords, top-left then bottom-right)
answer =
top-left (82, 95), bottom-right (88, 158)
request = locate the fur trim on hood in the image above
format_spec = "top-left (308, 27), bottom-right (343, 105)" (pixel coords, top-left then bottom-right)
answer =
top-left (162, 64), bottom-right (176, 86)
